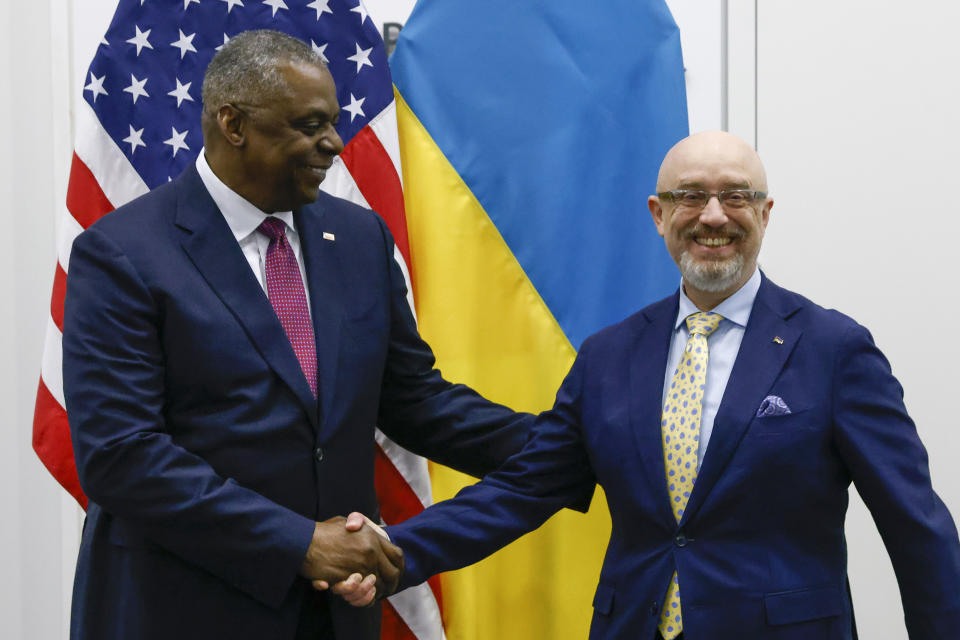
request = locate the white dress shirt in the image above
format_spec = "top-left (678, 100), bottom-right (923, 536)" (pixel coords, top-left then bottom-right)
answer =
top-left (195, 151), bottom-right (313, 316)
top-left (661, 268), bottom-right (761, 470)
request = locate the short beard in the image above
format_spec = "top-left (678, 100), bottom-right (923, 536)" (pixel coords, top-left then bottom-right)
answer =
top-left (678, 251), bottom-right (745, 293)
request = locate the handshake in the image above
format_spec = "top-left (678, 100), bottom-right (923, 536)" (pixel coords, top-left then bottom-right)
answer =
top-left (300, 512), bottom-right (402, 607)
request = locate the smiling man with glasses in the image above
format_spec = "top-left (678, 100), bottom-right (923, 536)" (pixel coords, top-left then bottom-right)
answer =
top-left (337, 130), bottom-right (960, 640)
top-left (650, 135), bottom-right (773, 313)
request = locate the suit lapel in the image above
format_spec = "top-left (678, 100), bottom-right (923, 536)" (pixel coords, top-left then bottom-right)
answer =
top-left (174, 166), bottom-right (320, 425)
top-left (629, 293), bottom-right (682, 526)
top-left (294, 204), bottom-right (343, 428)
top-left (681, 276), bottom-right (801, 525)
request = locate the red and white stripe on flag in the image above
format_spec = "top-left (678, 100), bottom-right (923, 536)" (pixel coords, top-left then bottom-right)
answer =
top-left (33, 1), bottom-right (444, 638)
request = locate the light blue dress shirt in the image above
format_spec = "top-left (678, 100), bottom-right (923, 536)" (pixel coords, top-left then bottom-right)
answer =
top-left (661, 268), bottom-right (762, 471)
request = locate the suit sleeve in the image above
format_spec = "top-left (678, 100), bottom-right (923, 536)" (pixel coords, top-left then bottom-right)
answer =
top-left (386, 350), bottom-right (596, 588)
top-left (831, 323), bottom-right (960, 637)
top-left (63, 226), bottom-right (315, 609)
top-left (371, 218), bottom-right (537, 480)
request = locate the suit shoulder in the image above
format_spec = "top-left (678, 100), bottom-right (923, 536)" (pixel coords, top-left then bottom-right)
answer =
top-left (579, 292), bottom-right (676, 355)
top-left (311, 190), bottom-right (386, 233)
top-left (301, 191), bottom-right (400, 280)
top-left (89, 180), bottom-right (178, 237)
top-left (763, 279), bottom-right (869, 342)
top-left (71, 182), bottom-right (181, 268)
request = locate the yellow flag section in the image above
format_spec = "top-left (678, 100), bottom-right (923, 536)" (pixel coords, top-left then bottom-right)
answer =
top-left (396, 92), bottom-right (610, 639)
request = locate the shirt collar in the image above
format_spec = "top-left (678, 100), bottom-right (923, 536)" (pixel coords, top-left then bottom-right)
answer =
top-left (674, 267), bottom-right (762, 331)
top-left (195, 150), bottom-right (295, 242)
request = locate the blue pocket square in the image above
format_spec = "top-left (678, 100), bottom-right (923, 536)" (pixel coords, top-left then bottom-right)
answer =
top-left (756, 395), bottom-right (792, 417)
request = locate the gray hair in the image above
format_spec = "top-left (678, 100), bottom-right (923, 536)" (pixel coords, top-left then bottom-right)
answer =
top-left (201, 29), bottom-right (327, 113)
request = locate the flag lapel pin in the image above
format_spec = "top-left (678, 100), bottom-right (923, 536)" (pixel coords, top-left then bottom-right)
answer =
top-left (773, 336), bottom-right (784, 345)
top-left (323, 232), bottom-right (336, 242)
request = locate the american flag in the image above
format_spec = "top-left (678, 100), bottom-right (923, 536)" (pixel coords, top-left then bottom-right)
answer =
top-left (32, 1), bottom-right (444, 638)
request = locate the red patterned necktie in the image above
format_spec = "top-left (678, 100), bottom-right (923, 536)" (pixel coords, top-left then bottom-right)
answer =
top-left (257, 217), bottom-right (318, 397)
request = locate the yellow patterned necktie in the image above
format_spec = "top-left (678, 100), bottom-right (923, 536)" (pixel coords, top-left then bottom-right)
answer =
top-left (658, 311), bottom-right (723, 640)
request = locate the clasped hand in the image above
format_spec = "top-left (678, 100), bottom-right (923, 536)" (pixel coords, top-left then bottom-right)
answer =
top-left (300, 513), bottom-right (401, 607)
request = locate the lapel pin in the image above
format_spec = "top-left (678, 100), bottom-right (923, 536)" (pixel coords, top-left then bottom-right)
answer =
top-left (323, 232), bottom-right (336, 242)
top-left (773, 336), bottom-right (784, 345)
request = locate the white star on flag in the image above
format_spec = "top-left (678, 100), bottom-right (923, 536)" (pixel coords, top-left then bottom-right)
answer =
top-left (122, 125), bottom-right (147, 154)
top-left (311, 40), bottom-right (329, 63)
top-left (123, 74), bottom-right (150, 103)
top-left (163, 127), bottom-right (190, 156)
top-left (183, 0), bottom-right (200, 8)
top-left (168, 79), bottom-right (195, 107)
top-left (84, 72), bottom-right (108, 102)
top-left (350, 1), bottom-right (368, 24)
top-left (343, 93), bottom-right (366, 122)
top-left (347, 43), bottom-right (374, 74)
top-left (219, 0), bottom-right (244, 13)
top-left (126, 25), bottom-right (154, 55)
top-left (262, 0), bottom-right (288, 17)
top-left (215, 34), bottom-right (230, 51)
top-left (171, 29), bottom-right (198, 59)
top-left (306, 0), bottom-right (333, 19)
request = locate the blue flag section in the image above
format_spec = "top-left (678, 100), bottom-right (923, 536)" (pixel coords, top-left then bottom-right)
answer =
top-left (390, 2), bottom-right (689, 637)
top-left (392, 0), bottom-right (688, 349)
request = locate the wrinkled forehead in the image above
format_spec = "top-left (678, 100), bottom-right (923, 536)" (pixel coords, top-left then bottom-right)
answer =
top-left (657, 133), bottom-right (767, 191)
top-left (260, 61), bottom-right (337, 112)
top-left (276, 61), bottom-right (334, 96)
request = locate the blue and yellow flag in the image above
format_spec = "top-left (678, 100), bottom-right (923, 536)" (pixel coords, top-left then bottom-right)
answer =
top-left (391, 1), bottom-right (688, 637)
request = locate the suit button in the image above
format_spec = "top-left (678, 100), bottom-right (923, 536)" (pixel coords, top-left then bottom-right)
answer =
top-left (649, 601), bottom-right (659, 616)
top-left (675, 533), bottom-right (688, 547)
top-left (314, 447), bottom-right (324, 462)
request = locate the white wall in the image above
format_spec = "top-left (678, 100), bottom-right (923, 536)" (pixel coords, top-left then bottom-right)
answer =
top-left (753, 3), bottom-right (960, 637)
top-left (0, 0), bottom-right (76, 638)
top-left (3, 0), bottom-right (954, 638)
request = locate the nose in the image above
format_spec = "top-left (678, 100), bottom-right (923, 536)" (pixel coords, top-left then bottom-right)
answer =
top-left (320, 125), bottom-right (344, 155)
top-left (698, 195), bottom-right (728, 226)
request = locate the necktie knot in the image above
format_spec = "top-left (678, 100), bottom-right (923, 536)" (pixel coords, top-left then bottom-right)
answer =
top-left (685, 311), bottom-right (723, 337)
top-left (257, 216), bottom-right (287, 242)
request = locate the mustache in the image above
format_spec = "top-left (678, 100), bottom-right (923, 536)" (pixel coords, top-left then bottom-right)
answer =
top-left (682, 225), bottom-right (746, 240)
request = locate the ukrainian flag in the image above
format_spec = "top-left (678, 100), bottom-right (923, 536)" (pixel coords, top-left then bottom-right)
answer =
top-left (391, 1), bottom-right (688, 637)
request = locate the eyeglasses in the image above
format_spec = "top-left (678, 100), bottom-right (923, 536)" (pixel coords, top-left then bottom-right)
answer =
top-left (657, 189), bottom-right (767, 210)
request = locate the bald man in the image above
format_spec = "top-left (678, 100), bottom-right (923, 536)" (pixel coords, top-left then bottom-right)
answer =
top-left (363, 132), bottom-right (960, 639)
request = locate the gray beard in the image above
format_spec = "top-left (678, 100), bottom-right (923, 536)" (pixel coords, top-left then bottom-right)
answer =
top-left (678, 251), bottom-right (745, 293)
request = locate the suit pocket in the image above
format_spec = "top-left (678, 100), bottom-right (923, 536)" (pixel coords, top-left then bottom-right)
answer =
top-left (764, 585), bottom-right (843, 625)
top-left (755, 406), bottom-right (810, 421)
top-left (751, 408), bottom-right (818, 438)
top-left (592, 583), bottom-right (615, 616)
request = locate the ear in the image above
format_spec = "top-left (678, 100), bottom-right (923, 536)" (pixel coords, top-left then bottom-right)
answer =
top-left (648, 195), bottom-right (667, 237)
top-left (216, 104), bottom-right (246, 148)
top-left (760, 196), bottom-right (773, 231)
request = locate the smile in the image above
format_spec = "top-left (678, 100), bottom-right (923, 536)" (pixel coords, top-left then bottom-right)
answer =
top-left (695, 237), bottom-right (733, 247)
top-left (303, 165), bottom-right (330, 180)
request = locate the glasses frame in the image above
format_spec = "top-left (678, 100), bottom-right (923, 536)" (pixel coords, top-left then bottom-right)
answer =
top-left (657, 189), bottom-right (768, 211)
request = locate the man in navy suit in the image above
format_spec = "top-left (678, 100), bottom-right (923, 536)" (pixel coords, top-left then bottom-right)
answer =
top-left (369, 131), bottom-right (960, 638)
top-left (62, 30), bottom-right (531, 640)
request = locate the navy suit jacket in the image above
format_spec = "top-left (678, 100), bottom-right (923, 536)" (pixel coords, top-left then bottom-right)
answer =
top-left (63, 164), bottom-right (530, 640)
top-left (388, 274), bottom-right (960, 639)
